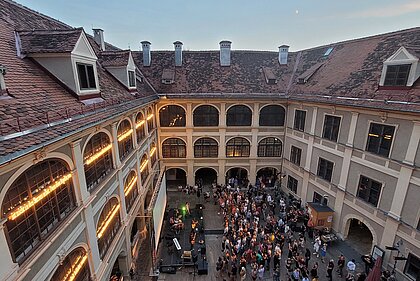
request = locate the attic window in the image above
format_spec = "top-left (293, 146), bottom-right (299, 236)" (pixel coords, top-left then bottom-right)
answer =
top-left (128, 70), bottom-right (136, 87)
top-left (262, 67), bottom-right (277, 85)
top-left (384, 64), bottom-right (411, 86)
top-left (77, 63), bottom-right (97, 90)
top-left (323, 47), bottom-right (333, 57)
top-left (161, 69), bottom-right (175, 84)
top-left (0, 65), bottom-right (6, 93)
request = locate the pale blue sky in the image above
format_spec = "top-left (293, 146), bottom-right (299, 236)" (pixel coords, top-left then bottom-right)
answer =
top-left (18, 0), bottom-right (420, 51)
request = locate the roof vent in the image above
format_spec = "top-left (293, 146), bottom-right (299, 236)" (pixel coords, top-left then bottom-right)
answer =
top-left (161, 69), bottom-right (175, 84)
top-left (219, 40), bottom-right (232, 66)
top-left (174, 41), bottom-right (183, 67)
top-left (262, 67), bottom-right (277, 84)
top-left (279, 45), bottom-right (289, 65)
top-left (297, 62), bottom-right (324, 84)
top-left (93, 28), bottom-right (105, 51)
top-left (141, 41), bottom-right (151, 67)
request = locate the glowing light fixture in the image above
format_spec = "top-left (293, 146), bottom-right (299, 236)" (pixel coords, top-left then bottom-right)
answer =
top-left (62, 254), bottom-right (88, 281)
top-left (368, 133), bottom-right (379, 137)
top-left (136, 120), bottom-right (145, 129)
top-left (97, 203), bottom-right (120, 239)
top-left (118, 129), bottom-right (133, 142)
top-left (147, 114), bottom-right (153, 120)
top-left (8, 173), bottom-right (72, 221)
top-left (140, 159), bottom-right (149, 172)
top-left (84, 144), bottom-right (112, 165)
top-left (150, 147), bottom-right (156, 156)
top-left (124, 175), bottom-right (138, 196)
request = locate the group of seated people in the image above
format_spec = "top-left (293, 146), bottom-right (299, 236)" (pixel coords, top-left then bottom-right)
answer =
top-left (169, 209), bottom-right (185, 233)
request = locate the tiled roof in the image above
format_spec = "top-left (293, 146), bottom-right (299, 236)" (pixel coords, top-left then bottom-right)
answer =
top-left (134, 27), bottom-right (420, 112)
top-left (0, 0), bottom-right (157, 161)
top-left (100, 50), bottom-right (130, 67)
top-left (17, 28), bottom-right (83, 55)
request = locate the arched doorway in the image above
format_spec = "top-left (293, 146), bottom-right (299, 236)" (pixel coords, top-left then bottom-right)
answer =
top-left (345, 218), bottom-right (374, 255)
top-left (195, 167), bottom-right (217, 186)
top-left (165, 168), bottom-right (187, 189)
top-left (256, 167), bottom-right (279, 187)
top-left (226, 167), bottom-right (248, 188)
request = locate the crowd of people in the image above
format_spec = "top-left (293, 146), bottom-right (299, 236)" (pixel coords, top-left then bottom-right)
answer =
top-left (211, 178), bottom-right (367, 281)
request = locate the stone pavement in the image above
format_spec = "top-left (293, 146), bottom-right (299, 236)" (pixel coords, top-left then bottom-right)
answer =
top-left (140, 185), bottom-right (368, 281)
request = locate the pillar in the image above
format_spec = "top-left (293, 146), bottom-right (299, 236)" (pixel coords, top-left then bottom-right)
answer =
top-left (130, 114), bottom-right (138, 149)
top-left (82, 205), bottom-right (102, 277)
top-left (111, 122), bottom-right (121, 168)
top-left (220, 103), bottom-right (226, 127)
top-left (70, 140), bottom-right (90, 203)
top-left (0, 223), bottom-right (18, 281)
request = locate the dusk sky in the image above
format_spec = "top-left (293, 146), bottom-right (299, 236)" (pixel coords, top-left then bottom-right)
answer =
top-left (17, 0), bottom-right (420, 52)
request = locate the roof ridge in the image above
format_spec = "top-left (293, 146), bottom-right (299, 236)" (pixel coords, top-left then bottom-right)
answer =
top-left (4, 0), bottom-right (72, 29)
top-left (17, 27), bottom-right (83, 34)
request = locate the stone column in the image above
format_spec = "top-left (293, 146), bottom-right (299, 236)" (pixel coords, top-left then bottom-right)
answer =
top-left (403, 121), bottom-right (420, 165)
top-left (70, 139), bottom-right (90, 204)
top-left (111, 122), bottom-right (121, 168)
top-left (220, 103), bottom-right (226, 127)
top-left (186, 103), bottom-right (193, 128)
top-left (0, 222), bottom-right (18, 281)
top-left (252, 103), bottom-right (259, 127)
top-left (130, 114), bottom-right (138, 149)
top-left (82, 205), bottom-right (102, 276)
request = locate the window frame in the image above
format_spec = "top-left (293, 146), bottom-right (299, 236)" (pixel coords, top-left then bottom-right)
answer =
top-left (287, 175), bottom-right (298, 194)
top-left (404, 253), bottom-right (420, 281)
top-left (290, 145), bottom-right (302, 166)
top-left (147, 108), bottom-right (155, 132)
top-left (162, 138), bottom-right (186, 158)
top-left (322, 114), bottom-right (341, 142)
top-left (357, 175), bottom-right (383, 207)
top-left (50, 247), bottom-right (90, 281)
top-left (76, 62), bottom-right (97, 90)
top-left (124, 171), bottom-right (138, 213)
top-left (140, 154), bottom-right (149, 183)
top-left (293, 109), bottom-right (306, 131)
top-left (383, 64), bottom-right (411, 86)
top-left (97, 198), bottom-right (121, 259)
top-left (193, 105), bottom-right (219, 127)
top-left (317, 157), bottom-right (334, 182)
top-left (365, 122), bottom-right (396, 158)
top-left (135, 112), bottom-right (146, 145)
top-left (194, 137), bottom-right (219, 158)
top-left (159, 105), bottom-right (186, 127)
top-left (226, 105), bottom-right (252, 126)
top-left (117, 119), bottom-right (134, 161)
top-left (226, 137), bottom-right (251, 158)
top-left (128, 70), bottom-right (136, 88)
top-left (257, 137), bottom-right (282, 157)
top-left (259, 105), bottom-right (285, 127)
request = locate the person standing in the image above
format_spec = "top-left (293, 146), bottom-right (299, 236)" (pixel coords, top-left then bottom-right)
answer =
top-left (305, 248), bottom-right (311, 268)
top-left (273, 265), bottom-right (280, 281)
top-left (347, 259), bottom-right (356, 280)
top-left (327, 259), bottom-right (334, 281)
top-left (337, 254), bottom-right (345, 277)
top-left (239, 266), bottom-right (247, 281)
top-left (320, 243), bottom-right (327, 263)
top-left (310, 262), bottom-right (319, 281)
top-left (257, 264), bottom-right (265, 280)
top-left (313, 236), bottom-right (321, 257)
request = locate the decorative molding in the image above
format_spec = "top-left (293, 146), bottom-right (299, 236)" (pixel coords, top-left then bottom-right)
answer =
top-left (33, 148), bottom-right (47, 163)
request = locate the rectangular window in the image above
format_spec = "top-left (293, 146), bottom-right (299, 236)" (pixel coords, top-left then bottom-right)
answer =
top-left (313, 191), bottom-right (322, 203)
top-left (290, 146), bottom-right (302, 166)
top-left (404, 253), bottom-right (420, 280)
top-left (357, 175), bottom-right (382, 207)
top-left (77, 63), bottom-right (96, 90)
top-left (128, 70), bottom-right (136, 87)
top-left (366, 123), bottom-right (395, 157)
top-left (322, 115), bottom-right (341, 142)
top-left (287, 176), bottom-right (298, 193)
top-left (317, 158), bottom-right (334, 182)
top-left (384, 64), bottom-right (411, 86)
top-left (294, 110), bottom-right (306, 131)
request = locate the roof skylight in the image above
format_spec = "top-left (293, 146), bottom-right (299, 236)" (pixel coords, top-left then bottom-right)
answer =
top-left (324, 47), bottom-right (333, 57)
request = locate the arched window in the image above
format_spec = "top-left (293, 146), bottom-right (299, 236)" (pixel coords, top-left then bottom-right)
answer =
top-left (259, 105), bottom-right (285, 126)
top-left (226, 137), bottom-right (250, 157)
top-left (147, 108), bottom-right (155, 132)
top-left (193, 105), bottom-right (219, 126)
top-left (117, 119), bottom-right (133, 161)
top-left (227, 105), bottom-right (252, 126)
top-left (159, 105), bottom-right (186, 127)
top-left (194, 138), bottom-right (218, 158)
top-left (50, 247), bottom-right (90, 281)
top-left (97, 198), bottom-right (121, 259)
top-left (162, 138), bottom-right (186, 158)
top-left (135, 112), bottom-right (146, 144)
top-left (84, 132), bottom-right (113, 191)
top-left (140, 154), bottom-right (149, 183)
top-left (124, 171), bottom-right (138, 213)
top-left (2, 159), bottom-right (76, 263)
top-left (258, 137), bottom-right (282, 157)
top-left (150, 142), bottom-right (157, 167)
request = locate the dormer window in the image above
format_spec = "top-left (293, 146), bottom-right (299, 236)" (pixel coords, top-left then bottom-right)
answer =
top-left (380, 46), bottom-right (419, 88)
top-left (128, 70), bottom-right (136, 88)
top-left (77, 63), bottom-right (97, 90)
top-left (383, 64), bottom-right (411, 86)
top-left (0, 64), bottom-right (6, 92)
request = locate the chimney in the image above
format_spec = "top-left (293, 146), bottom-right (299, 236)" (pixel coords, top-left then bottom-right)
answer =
top-left (141, 41), bottom-right (151, 67)
top-left (278, 45), bottom-right (289, 65)
top-left (219, 40), bottom-right (232, 66)
top-left (93, 28), bottom-right (105, 51)
top-left (173, 41), bottom-right (183, 67)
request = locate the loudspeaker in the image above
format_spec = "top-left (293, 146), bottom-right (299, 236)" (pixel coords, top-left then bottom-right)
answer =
top-left (197, 261), bottom-right (208, 275)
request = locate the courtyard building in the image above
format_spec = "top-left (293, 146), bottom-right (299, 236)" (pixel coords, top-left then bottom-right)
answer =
top-left (0, 0), bottom-right (419, 280)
